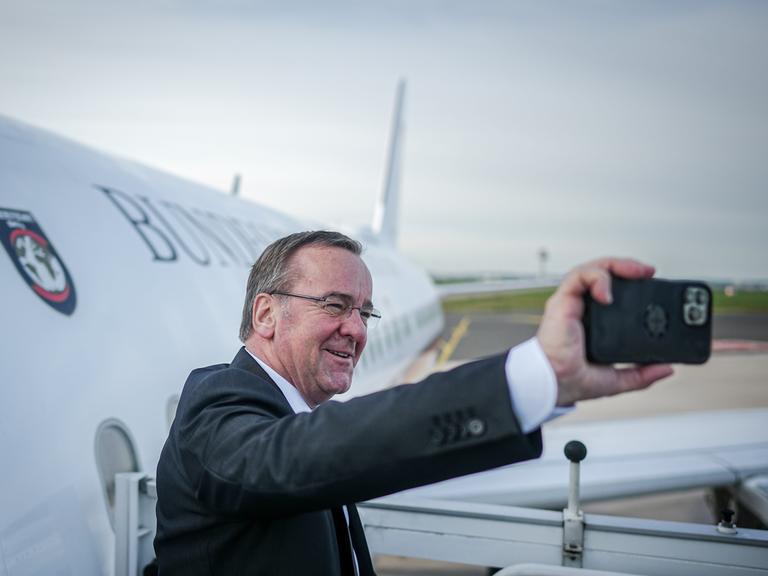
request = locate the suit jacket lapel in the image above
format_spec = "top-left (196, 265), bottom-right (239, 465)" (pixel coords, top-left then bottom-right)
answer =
top-left (231, 346), bottom-right (275, 382)
top-left (230, 347), bottom-right (294, 412)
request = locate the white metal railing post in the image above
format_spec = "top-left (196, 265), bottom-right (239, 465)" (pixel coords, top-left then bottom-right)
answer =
top-left (114, 473), bottom-right (157, 576)
top-left (115, 473), bottom-right (141, 576)
top-left (562, 440), bottom-right (587, 567)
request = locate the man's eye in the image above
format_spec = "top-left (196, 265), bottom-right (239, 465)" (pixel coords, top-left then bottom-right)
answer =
top-left (359, 310), bottom-right (373, 320)
top-left (323, 301), bottom-right (347, 315)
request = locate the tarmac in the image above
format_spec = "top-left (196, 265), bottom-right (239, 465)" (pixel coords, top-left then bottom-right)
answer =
top-left (375, 311), bottom-right (768, 575)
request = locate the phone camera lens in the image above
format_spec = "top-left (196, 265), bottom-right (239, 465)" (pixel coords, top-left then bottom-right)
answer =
top-left (684, 303), bottom-right (707, 326)
top-left (688, 307), bottom-right (701, 322)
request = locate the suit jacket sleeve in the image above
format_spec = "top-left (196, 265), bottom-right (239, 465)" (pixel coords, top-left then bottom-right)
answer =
top-left (175, 351), bottom-right (542, 519)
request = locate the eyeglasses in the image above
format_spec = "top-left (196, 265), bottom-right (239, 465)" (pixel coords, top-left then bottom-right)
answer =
top-left (270, 291), bottom-right (382, 329)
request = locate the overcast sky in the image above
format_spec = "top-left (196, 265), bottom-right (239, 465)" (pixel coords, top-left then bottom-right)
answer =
top-left (1, 0), bottom-right (766, 280)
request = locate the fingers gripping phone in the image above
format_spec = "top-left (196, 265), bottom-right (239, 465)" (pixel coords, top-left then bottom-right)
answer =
top-left (583, 277), bottom-right (712, 365)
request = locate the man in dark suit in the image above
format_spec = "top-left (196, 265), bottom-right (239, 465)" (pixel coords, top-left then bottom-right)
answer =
top-left (155, 231), bottom-right (672, 575)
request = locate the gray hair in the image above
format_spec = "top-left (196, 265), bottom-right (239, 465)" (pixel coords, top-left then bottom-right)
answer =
top-left (239, 230), bottom-right (363, 342)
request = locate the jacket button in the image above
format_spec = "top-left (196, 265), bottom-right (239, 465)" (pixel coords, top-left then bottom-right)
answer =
top-left (467, 418), bottom-right (485, 437)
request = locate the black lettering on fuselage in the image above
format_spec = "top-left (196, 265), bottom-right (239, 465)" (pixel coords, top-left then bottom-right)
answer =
top-left (138, 198), bottom-right (211, 266)
top-left (245, 220), bottom-right (278, 247)
top-left (98, 185), bottom-right (280, 268)
top-left (98, 186), bottom-right (177, 262)
top-left (186, 209), bottom-right (248, 267)
top-left (217, 215), bottom-right (267, 262)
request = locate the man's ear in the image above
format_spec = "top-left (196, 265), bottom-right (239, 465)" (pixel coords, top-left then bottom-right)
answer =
top-left (251, 294), bottom-right (277, 338)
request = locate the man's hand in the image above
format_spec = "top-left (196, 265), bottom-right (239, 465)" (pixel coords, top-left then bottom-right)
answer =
top-left (537, 258), bottom-right (674, 406)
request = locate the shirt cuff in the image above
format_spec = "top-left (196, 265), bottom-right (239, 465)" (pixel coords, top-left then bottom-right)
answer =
top-left (505, 338), bottom-right (566, 433)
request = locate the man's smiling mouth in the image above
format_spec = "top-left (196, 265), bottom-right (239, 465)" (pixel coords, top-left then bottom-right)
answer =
top-left (325, 349), bottom-right (353, 360)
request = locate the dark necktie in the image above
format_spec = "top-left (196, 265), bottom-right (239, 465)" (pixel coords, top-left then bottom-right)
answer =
top-left (331, 507), bottom-right (355, 576)
top-left (346, 504), bottom-right (375, 576)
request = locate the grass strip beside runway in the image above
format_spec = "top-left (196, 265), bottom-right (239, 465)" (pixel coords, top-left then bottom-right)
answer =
top-left (443, 287), bottom-right (768, 314)
top-left (442, 288), bottom-right (555, 313)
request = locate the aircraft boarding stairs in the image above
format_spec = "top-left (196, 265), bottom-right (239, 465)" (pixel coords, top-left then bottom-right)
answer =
top-left (115, 440), bottom-right (768, 576)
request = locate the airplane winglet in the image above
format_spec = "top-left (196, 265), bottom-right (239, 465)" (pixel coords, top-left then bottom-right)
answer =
top-left (371, 79), bottom-right (406, 246)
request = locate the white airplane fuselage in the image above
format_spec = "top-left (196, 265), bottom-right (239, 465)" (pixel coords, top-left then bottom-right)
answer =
top-left (5, 112), bottom-right (768, 576)
top-left (0, 115), bottom-right (443, 574)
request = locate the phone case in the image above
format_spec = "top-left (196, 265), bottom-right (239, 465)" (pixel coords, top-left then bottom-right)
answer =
top-left (584, 277), bottom-right (712, 364)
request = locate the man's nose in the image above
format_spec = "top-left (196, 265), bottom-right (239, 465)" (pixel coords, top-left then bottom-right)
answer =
top-left (339, 308), bottom-right (368, 340)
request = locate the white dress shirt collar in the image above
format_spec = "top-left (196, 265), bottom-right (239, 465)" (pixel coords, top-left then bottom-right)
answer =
top-left (245, 348), bottom-right (312, 414)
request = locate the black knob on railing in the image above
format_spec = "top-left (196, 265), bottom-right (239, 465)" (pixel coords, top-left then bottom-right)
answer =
top-left (564, 440), bottom-right (587, 463)
top-left (717, 507), bottom-right (738, 534)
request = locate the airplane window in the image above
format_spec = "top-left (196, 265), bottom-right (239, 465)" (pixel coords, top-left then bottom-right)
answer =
top-left (94, 418), bottom-right (141, 530)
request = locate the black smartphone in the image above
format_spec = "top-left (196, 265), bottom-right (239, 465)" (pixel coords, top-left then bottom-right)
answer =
top-left (583, 277), bottom-right (712, 365)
